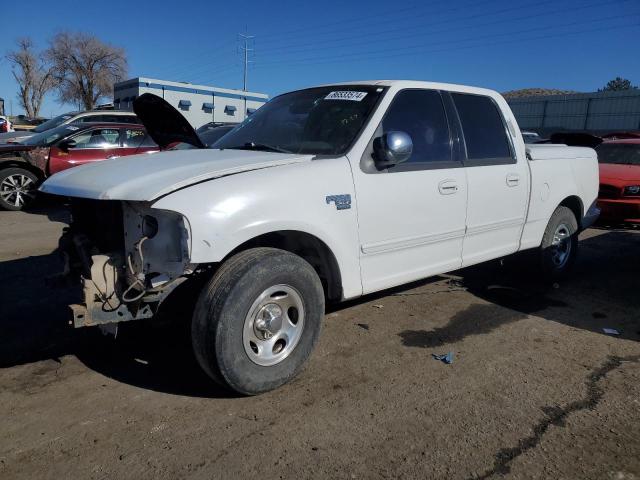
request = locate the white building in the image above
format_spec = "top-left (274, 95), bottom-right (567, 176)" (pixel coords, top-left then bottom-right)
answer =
top-left (113, 77), bottom-right (268, 128)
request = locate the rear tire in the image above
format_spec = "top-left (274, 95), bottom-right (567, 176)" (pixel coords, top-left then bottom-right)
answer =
top-left (539, 206), bottom-right (579, 279)
top-left (0, 167), bottom-right (39, 211)
top-left (192, 247), bottom-right (325, 395)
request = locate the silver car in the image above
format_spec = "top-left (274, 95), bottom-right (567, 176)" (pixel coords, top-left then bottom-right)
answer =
top-left (0, 110), bottom-right (140, 143)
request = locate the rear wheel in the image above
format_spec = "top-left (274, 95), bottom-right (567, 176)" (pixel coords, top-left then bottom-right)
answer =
top-left (0, 167), bottom-right (39, 211)
top-left (192, 248), bottom-right (325, 395)
top-left (539, 206), bottom-right (579, 279)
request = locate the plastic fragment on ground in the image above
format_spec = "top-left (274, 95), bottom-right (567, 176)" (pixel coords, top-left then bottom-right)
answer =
top-left (432, 352), bottom-right (454, 364)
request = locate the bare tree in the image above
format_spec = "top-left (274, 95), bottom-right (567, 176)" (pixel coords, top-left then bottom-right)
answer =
top-left (5, 38), bottom-right (54, 118)
top-left (46, 32), bottom-right (127, 110)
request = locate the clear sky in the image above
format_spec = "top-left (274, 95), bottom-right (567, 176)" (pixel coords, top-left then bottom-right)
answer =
top-left (1, 0), bottom-right (638, 117)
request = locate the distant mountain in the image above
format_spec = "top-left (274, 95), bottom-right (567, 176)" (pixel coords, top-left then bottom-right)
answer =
top-left (502, 88), bottom-right (581, 99)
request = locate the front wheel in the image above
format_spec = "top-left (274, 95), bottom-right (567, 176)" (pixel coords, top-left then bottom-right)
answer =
top-left (0, 167), bottom-right (39, 211)
top-left (539, 206), bottom-right (579, 279)
top-left (192, 248), bottom-right (325, 395)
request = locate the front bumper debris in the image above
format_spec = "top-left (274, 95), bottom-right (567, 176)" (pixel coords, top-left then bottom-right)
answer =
top-left (57, 231), bottom-right (186, 328)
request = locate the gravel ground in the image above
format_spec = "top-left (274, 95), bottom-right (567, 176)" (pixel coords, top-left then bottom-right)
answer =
top-left (0, 205), bottom-right (639, 480)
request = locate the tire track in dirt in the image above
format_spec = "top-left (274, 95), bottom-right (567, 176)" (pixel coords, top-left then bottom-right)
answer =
top-left (474, 354), bottom-right (640, 479)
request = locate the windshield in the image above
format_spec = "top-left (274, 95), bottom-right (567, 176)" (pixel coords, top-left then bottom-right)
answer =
top-left (32, 112), bottom-right (77, 133)
top-left (214, 86), bottom-right (386, 155)
top-left (596, 143), bottom-right (640, 165)
top-left (20, 124), bottom-right (84, 146)
top-left (200, 126), bottom-right (235, 146)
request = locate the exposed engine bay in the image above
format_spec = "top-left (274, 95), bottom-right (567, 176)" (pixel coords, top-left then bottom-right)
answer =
top-left (58, 199), bottom-right (194, 327)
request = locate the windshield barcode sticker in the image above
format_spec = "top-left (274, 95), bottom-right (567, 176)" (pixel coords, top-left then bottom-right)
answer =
top-left (325, 91), bottom-right (368, 101)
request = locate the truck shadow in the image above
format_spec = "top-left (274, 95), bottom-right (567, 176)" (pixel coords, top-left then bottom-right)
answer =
top-left (399, 229), bottom-right (640, 349)
top-left (0, 250), bottom-right (234, 399)
top-left (0, 228), bottom-right (637, 398)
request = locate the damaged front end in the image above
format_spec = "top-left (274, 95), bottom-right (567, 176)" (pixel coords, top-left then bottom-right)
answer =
top-left (57, 199), bottom-right (195, 328)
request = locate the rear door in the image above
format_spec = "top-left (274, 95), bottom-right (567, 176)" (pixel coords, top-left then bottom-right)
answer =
top-left (350, 89), bottom-right (468, 293)
top-left (448, 92), bottom-right (529, 266)
top-left (48, 127), bottom-right (121, 174)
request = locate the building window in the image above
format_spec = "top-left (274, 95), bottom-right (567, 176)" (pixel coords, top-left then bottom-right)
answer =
top-left (247, 108), bottom-right (256, 115)
top-left (225, 105), bottom-right (237, 115)
top-left (202, 102), bottom-right (215, 112)
top-left (178, 99), bottom-right (192, 111)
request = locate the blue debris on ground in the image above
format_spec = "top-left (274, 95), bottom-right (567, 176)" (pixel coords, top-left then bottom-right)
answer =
top-left (432, 352), bottom-right (454, 364)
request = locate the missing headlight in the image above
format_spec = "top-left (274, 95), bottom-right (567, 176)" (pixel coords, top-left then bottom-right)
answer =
top-left (142, 215), bottom-right (159, 238)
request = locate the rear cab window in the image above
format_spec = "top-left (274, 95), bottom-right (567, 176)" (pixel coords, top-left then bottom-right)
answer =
top-left (451, 93), bottom-right (515, 166)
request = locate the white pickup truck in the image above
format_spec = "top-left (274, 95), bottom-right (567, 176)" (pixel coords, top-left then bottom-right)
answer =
top-left (41, 81), bottom-right (599, 395)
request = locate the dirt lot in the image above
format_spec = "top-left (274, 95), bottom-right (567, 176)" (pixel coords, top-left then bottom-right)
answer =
top-left (1, 205), bottom-right (639, 480)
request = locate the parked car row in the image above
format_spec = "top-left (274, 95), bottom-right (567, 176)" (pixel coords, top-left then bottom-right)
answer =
top-left (0, 110), bottom-right (140, 143)
top-left (0, 100), bottom-right (238, 211)
top-left (0, 123), bottom-right (158, 210)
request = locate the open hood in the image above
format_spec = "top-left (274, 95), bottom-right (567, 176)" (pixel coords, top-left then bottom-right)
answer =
top-left (133, 93), bottom-right (205, 149)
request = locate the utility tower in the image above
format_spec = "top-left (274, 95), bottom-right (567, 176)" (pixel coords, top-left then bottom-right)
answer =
top-left (238, 32), bottom-right (254, 118)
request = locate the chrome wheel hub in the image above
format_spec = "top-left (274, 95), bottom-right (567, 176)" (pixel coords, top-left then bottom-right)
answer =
top-left (0, 174), bottom-right (35, 208)
top-left (243, 285), bottom-right (305, 366)
top-left (253, 303), bottom-right (283, 340)
top-left (550, 223), bottom-right (572, 268)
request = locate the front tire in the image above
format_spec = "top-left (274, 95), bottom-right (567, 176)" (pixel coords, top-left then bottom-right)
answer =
top-left (0, 167), bottom-right (39, 211)
top-left (192, 248), bottom-right (325, 395)
top-left (539, 206), bottom-right (579, 279)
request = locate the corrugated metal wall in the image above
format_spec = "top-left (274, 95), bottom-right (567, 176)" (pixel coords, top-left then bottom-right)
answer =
top-left (507, 90), bottom-right (640, 133)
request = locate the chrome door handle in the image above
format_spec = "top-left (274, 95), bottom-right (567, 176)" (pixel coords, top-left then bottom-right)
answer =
top-left (438, 179), bottom-right (459, 195)
top-left (506, 174), bottom-right (520, 187)
top-left (106, 155), bottom-right (119, 160)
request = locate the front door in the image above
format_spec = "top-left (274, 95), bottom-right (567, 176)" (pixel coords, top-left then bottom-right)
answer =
top-left (349, 89), bottom-right (468, 294)
top-left (49, 127), bottom-right (121, 175)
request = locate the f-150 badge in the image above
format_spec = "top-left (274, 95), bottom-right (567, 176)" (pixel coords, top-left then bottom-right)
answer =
top-left (326, 194), bottom-right (351, 210)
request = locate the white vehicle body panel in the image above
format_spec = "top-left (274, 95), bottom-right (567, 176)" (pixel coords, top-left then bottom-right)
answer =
top-left (41, 80), bottom-right (599, 304)
top-left (40, 149), bottom-right (312, 201)
top-left (349, 162), bottom-right (468, 293)
top-left (520, 144), bottom-right (598, 250)
top-left (462, 161), bottom-right (530, 267)
top-left (152, 158), bottom-right (363, 298)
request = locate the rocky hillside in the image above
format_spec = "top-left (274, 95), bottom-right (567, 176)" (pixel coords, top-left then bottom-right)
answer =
top-left (502, 88), bottom-right (580, 99)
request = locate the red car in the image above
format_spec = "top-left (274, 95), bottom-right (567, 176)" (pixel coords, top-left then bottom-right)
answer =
top-left (0, 122), bottom-right (158, 210)
top-left (596, 138), bottom-right (640, 224)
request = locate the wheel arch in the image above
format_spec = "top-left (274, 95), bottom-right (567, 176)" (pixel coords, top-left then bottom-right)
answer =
top-left (0, 159), bottom-right (45, 180)
top-left (558, 195), bottom-right (584, 227)
top-left (224, 230), bottom-right (343, 302)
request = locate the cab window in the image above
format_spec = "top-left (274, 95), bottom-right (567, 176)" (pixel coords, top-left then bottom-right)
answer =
top-left (451, 93), bottom-right (514, 164)
top-left (70, 128), bottom-right (120, 148)
top-left (377, 89), bottom-right (453, 169)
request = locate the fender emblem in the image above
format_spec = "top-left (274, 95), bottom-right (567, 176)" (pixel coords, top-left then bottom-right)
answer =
top-left (326, 194), bottom-right (351, 210)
